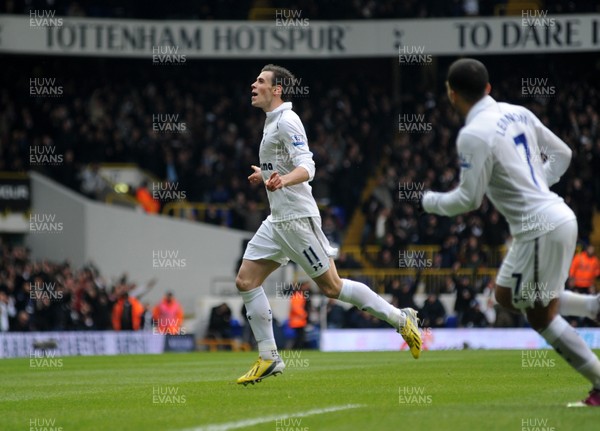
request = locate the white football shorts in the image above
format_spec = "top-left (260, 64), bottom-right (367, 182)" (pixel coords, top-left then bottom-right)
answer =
top-left (243, 216), bottom-right (339, 278)
top-left (497, 219), bottom-right (577, 309)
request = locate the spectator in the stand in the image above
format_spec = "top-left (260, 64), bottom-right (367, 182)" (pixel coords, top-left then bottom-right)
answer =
top-left (243, 200), bottom-right (264, 232)
top-left (439, 235), bottom-right (459, 268)
top-left (112, 292), bottom-right (144, 330)
top-left (453, 274), bottom-right (476, 326)
top-left (461, 301), bottom-right (489, 328)
top-left (378, 249), bottom-right (398, 268)
top-left (11, 311), bottom-right (32, 332)
top-left (335, 251), bottom-right (362, 269)
top-left (207, 303), bottom-right (232, 339)
top-left (326, 299), bottom-right (346, 328)
top-left (72, 300), bottom-right (96, 330)
top-left (79, 163), bottom-right (105, 200)
top-left (345, 308), bottom-right (384, 329)
top-left (0, 290), bottom-right (17, 331)
top-left (136, 181), bottom-right (160, 214)
top-left (569, 245), bottom-right (600, 294)
top-left (152, 291), bottom-right (184, 335)
top-left (389, 273), bottom-right (420, 310)
top-left (419, 293), bottom-right (446, 328)
top-left (288, 281), bottom-right (311, 349)
top-left (205, 204), bottom-right (225, 226)
top-left (485, 210), bottom-right (508, 247)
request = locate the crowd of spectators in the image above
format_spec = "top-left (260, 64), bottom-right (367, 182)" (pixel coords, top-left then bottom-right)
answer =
top-left (2, 57), bottom-right (388, 238)
top-left (1, 10), bottom-right (599, 332)
top-left (0, 243), bottom-right (185, 332)
top-left (2, 0), bottom-right (598, 19)
top-left (4, 55), bottom-right (598, 252)
top-left (361, 54), bottom-right (600, 275)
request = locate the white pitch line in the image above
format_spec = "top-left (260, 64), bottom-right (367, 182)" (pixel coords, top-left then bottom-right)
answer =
top-left (180, 403), bottom-right (364, 431)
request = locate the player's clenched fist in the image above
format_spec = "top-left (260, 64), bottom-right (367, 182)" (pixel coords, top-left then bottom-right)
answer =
top-left (248, 165), bottom-right (263, 185)
top-left (265, 171), bottom-right (284, 191)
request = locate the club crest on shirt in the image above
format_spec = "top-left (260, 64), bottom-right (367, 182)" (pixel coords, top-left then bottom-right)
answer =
top-left (459, 153), bottom-right (472, 169)
top-left (291, 135), bottom-right (305, 147)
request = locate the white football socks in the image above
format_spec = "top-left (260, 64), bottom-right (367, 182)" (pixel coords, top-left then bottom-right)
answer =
top-left (338, 278), bottom-right (404, 327)
top-left (559, 290), bottom-right (599, 319)
top-left (239, 286), bottom-right (279, 361)
top-left (540, 315), bottom-right (600, 389)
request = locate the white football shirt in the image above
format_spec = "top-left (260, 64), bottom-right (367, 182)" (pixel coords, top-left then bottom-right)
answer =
top-left (259, 102), bottom-right (320, 222)
top-left (423, 96), bottom-right (575, 241)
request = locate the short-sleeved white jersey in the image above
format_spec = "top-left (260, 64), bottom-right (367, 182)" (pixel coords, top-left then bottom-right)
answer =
top-left (259, 102), bottom-right (320, 222)
top-left (423, 96), bottom-right (575, 240)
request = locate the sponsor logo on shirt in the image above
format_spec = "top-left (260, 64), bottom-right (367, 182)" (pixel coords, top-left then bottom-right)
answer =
top-left (291, 135), bottom-right (305, 147)
top-left (459, 153), bottom-right (472, 169)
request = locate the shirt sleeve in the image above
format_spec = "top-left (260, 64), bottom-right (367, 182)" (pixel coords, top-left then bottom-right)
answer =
top-left (531, 112), bottom-right (572, 186)
top-left (422, 132), bottom-right (493, 216)
top-left (279, 115), bottom-right (316, 181)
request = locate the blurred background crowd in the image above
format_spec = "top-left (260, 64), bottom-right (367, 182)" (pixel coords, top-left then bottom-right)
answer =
top-left (1, 1), bottom-right (599, 335)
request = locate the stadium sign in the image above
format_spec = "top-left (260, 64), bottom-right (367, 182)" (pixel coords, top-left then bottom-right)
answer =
top-left (0, 14), bottom-right (599, 57)
top-left (0, 331), bottom-right (165, 358)
top-left (0, 173), bottom-right (30, 212)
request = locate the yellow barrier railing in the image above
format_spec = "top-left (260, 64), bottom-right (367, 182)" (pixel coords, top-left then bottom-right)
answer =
top-left (162, 201), bottom-right (268, 222)
top-left (336, 268), bottom-right (498, 295)
top-left (342, 244), bottom-right (507, 268)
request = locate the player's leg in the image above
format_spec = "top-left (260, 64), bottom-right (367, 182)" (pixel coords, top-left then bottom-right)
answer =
top-left (312, 260), bottom-right (400, 324)
top-left (521, 220), bottom-right (600, 405)
top-left (313, 260), bottom-right (422, 359)
top-left (495, 240), bottom-right (526, 313)
top-left (527, 298), bottom-right (600, 406)
top-left (277, 216), bottom-right (421, 358)
top-left (236, 258), bottom-right (281, 357)
top-left (559, 289), bottom-right (600, 321)
top-left (235, 220), bottom-right (288, 385)
top-left (235, 258), bottom-right (286, 385)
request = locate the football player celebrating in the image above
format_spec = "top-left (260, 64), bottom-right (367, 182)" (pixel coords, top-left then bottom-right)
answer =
top-left (420, 58), bottom-right (600, 406)
top-left (235, 64), bottom-right (422, 385)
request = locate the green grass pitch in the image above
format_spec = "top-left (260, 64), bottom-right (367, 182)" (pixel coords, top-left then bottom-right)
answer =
top-left (1, 350), bottom-right (598, 431)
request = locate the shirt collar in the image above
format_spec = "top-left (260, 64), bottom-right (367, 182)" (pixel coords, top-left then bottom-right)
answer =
top-left (266, 101), bottom-right (292, 119)
top-left (465, 95), bottom-right (497, 125)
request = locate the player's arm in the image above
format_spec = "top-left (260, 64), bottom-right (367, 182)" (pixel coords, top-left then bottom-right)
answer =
top-left (266, 117), bottom-right (315, 191)
top-left (533, 114), bottom-right (572, 186)
top-left (422, 133), bottom-right (492, 216)
top-left (248, 165), bottom-right (264, 185)
top-left (265, 166), bottom-right (309, 191)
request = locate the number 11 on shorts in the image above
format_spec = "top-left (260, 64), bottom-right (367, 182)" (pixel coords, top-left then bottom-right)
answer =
top-left (302, 246), bottom-right (323, 272)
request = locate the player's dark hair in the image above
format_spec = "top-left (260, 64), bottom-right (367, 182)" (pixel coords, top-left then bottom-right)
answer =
top-left (447, 58), bottom-right (489, 104)
top-left (261, 64), bottom-right (295, 102)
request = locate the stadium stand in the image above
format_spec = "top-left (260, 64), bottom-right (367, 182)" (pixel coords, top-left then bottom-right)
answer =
top-left (1, 3), bottom-right (599, 334)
